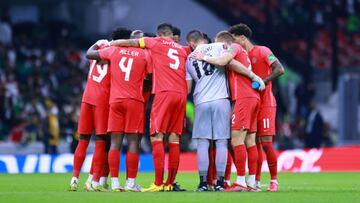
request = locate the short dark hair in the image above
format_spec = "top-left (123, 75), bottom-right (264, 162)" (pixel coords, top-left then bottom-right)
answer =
top-left (186, 30), bottom-right (204, 43)
top-left (202, 32), bottom-right (212, 43)
top-left (144, 32), bottom-right (156, 37)
top-left (215, 31), bottom-right (235, 44)
top-left (228, 23), bottom-right (252, 38)
top-left (157, 23), bottom-right (173, 36)
top-left (112, 27), bottom-right (132, 40)
top-left (172, 26), bottom-right (181, 36)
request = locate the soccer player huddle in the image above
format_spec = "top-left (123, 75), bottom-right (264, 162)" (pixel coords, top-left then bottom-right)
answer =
top-left (68, 22), bottom-right (284, 193)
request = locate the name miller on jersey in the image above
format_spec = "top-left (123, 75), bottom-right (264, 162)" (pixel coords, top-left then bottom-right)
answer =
top-left (119, 49), bottom-right (140, 57)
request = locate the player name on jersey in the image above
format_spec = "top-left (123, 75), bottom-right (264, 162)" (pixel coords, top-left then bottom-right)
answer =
top-left (161, 40), bottom-right (183, 49)
top-left (119, 49), bottom-right (140, 57)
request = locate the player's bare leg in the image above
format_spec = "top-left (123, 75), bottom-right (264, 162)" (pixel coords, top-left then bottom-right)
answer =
top-left (260, 135), bottom-right (278, 192)
top-left (69, 134), bottom-right (91, 191)
top-left (164, 133), bottom-right (182, 191)
top-left (125, 133), bottom-right (142, 192)
top-left (224, 129), bottom-right (247, 192)
top-left (255, 136), bottom-right (263, 191)
top-left (108, 133), bottom-right (125, 192)
top-left (91, 134), bottom-right (108, 191)
top-left (245, 132), bottom-right (258, 192)
top-left (142, 133), bottom-right (165, 192)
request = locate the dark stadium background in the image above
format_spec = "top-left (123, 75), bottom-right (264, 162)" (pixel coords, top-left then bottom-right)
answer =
top-left (0, 0), bottom-right (359, 173)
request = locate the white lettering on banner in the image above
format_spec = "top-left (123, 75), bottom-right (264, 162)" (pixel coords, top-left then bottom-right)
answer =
top-left (277, 149), bottom-right (323, 172)
top-left (53, 154), bottom-right (73, 173)
top-left (0, 155), bottom-right (19, 174)
top-left (23, 155), bottom-right (38, 173)
top-left (38, 154), bottom-right (51, 173)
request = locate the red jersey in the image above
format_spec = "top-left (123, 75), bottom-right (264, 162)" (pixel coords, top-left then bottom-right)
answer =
top-left (249, 45), bottom-right (277, 107)
top-left (139, 37), bottom-right (187, 95)
top-left (98, 46), bottom-right (152, 104)
top-left (226, 43), bottom-right (259, 101)
top-left (82, 46), bottom-right (110, 106)
top-left (183, 46), bottom-right (192, 56)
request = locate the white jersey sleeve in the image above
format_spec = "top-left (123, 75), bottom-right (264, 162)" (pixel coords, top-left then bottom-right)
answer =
top-left (187, 43), bottom-right (229, 105)
top-left (186, 57), bottom-right (194, 81)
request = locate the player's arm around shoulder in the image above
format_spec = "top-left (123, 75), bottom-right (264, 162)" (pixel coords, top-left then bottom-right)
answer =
top-left (86, 39), bottom-right (109, 61)
top-left (192, 43), bottom-right (233, 66)
top-left (261, 46), bottom-right (285, 84)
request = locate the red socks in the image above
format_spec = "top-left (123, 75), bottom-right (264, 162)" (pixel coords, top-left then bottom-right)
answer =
top-left (126, 152), bottom-right (139, 179)
top-left (151, 141), bottom-right (165, 186)
top-left (108, 149), bottom-right (120, 178)
top-left (92, 140), bottom-right (106, 182)
top-left (233, 144), bottom-right (246, 176)
top-left (262, 142), bottom-right (278, 180)
top-left (224, 150), bottom-right (233, 181)
top-left (73, 139), bottom-right (90, 178)
top-left (165, 143), bottom-right (180, 185)
top-left (207, 148), bottom-right (216, 184)
top-left (246, 145), bottom-right (258, 175)
top-left (101, 152), bottom-right (109, 177)
top-left (256, 142), bottom-right (263, 181)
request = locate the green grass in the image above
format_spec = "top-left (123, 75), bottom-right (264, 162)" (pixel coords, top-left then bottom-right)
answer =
top-left (0, 172), bottom-right (359, 203)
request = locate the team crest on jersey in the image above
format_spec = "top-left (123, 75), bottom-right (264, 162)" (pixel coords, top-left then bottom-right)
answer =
top-left (251, 57), bottom-right (257, 64)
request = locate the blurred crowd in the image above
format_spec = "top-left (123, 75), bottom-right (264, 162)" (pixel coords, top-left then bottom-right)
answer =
top-left (0, 16), bottom-right (86, 153)
top-left (209, 0), bottom-right (360, 72)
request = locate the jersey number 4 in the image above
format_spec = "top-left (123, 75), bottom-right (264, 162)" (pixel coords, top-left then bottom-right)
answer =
top-left (119, 57), bottom-right (134, 81)
top-left (89, 60), bottom-right (108, 83)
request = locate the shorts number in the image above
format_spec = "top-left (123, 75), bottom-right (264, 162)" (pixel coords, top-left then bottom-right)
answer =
top-left (119, 57), bottom-right (134, 81)
top-left (232, 114), bottom-right (236, 125)
top-left (168, 48), bottom-right (180, 70)
top-left (263, 118), bottom-right (270, 129)
top-left (89, 60), bottom-right (108, 83)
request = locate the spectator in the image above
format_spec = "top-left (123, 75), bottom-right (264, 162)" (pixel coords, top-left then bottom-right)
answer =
top-left (304, 101), bottom-right (325, 148)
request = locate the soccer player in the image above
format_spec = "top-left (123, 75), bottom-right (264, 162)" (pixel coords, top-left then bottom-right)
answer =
top-left (172, 26), bottom-right (181, 43)
top-left (110, 23), bottom-right (187, 192)
top-left (193, 31), bottom-right (264, 192)
top-left (229, 23), bottom-right (285, 192)
top-left (68, 39), bottom-right (111, 192)
top-left (186, 30), bottom-right (230, 192)
top-left (86, 28), bottom-right (152, 192)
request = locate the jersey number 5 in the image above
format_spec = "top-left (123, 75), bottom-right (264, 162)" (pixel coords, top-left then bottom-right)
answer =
top-left (168, 48), bottom-right (180, 70)
top-left (119, 57), bottom-right (134, 81)
top-left (89, 60), bottom-right (108, 83)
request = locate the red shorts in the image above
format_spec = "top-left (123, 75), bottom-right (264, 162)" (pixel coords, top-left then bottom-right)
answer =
top-left (77, 102), bottom-right (109, 135)
top-left (150, 92), bottom-right (186, 135)
top-left (231, 97), bottom-right (260, 132)
top-left (108, 99), bottom-right (144, 134)
top-left (257, 106), bottom-right (276, 136)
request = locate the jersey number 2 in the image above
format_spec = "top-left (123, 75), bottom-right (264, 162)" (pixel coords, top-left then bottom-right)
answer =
top-left (119, 57), bottom-right (134, 81)
top-left (168, 48), bottom-right (180, 70)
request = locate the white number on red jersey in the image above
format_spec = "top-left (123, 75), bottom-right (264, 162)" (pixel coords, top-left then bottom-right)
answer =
top-left (263, 118), bottom-right (270, 129)
top-left (167, 48), bottom-right (180, 70)
top-left (119, 57), bottom-right (134, 81)
top-left (89, 60), bottom-right (108, 83)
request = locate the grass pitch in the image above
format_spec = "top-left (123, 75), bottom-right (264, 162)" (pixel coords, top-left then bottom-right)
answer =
top-left (0, 172), bottom-right (359, 203)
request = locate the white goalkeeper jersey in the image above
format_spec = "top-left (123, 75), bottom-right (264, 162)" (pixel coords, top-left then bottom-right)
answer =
top-left (186, 43), bottom-right (229, 106)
